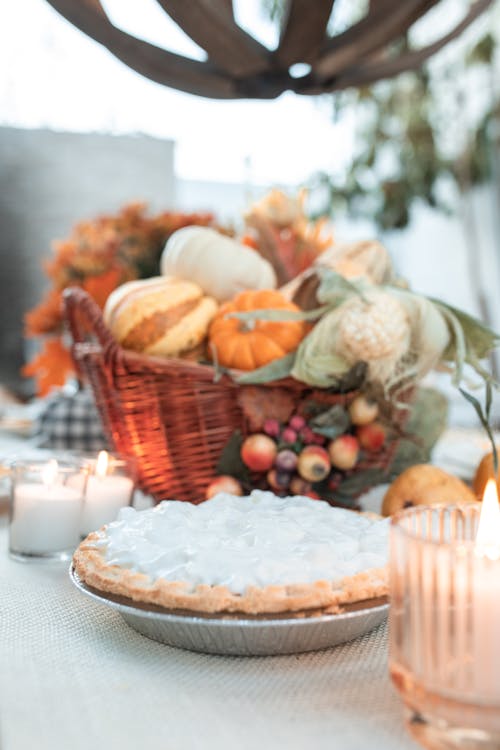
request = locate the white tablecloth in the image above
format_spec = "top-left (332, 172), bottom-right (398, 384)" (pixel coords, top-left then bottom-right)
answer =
top-left (1, 425), bottom-right (491, 750)
top-left (0, 519), bottom-right (419, 750)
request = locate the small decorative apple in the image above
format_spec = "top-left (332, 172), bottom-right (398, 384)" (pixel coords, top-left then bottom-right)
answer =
top-left (241, 433), bottom-right (277, 471)
top-left (348, 395), bottom-right (379, 425)
top-left (263, 418), bottom-right (281, 438)
top-left (281, 427), bottom-right (298, 444)
top-left (297, 446), bottom-right (331, 482)
top-left (206, 475), bottom-right (243, 500)
top-left (356, 422), bottom-right (386, 452)
top-left (288, 414), bottom-right (306, 431)
top-left (275, 449), bottom-right (298, 473)
top-left (328, 434), bottom-right (359, 470)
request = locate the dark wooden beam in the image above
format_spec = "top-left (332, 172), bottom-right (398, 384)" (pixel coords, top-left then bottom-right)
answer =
top-left (43, 0), bottom-right (493, 99)
top-left (45, 0), bottom-right (239, 98)
top-left (302, 0), bottom-right (493, 94)
top-left (274, 0), bottom-right (335, 67)
top-left (218, 0), bottom-right (234, 18)
top-left (154, 0), bottom-right (270, 76)
top-left (314, 0), bottom-right (440, 79)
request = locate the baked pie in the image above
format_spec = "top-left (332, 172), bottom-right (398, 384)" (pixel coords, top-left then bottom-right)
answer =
top-left (73, 490), bottom-right (389, 616)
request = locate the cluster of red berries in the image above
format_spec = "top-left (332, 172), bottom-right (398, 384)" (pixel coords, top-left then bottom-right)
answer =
top-left (206, 395), bottom-right (387, 500)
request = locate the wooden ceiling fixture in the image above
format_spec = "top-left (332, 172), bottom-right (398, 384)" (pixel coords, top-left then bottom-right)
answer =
top-left (45, 0), bottom-right (492, 99)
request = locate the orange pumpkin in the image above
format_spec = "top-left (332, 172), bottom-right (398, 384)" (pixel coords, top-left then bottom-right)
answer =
top-left (209, 289), bottom-right (307, 371)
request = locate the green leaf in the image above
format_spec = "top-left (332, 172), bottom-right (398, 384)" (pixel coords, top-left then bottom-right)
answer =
top-left (405, 387), bottom-right (448, 457)
top-left (389, 439), bottom-right (428, 477)
top-left (467, 350), bottom-right (497, 384)
top-left (466, 34), bottom-right (496, 66)
top-left (374, 387), bottom-right (448, 480)
top-left (216, 431), bottom-right (251, 485)
top-left (458, 387), bottom-right (498, 477)
top-left (209, 342), bottom-right (229, 383)
top-left (486, 381), bottom-right (493, 421)
top-left (310, 477), bottom-right (360, 509)
top-left (291, 350), bottom-right (351, 388)
top-left (333, 361), bottom-right (368, 393)
top-left (236, 352), bottom-right (296, 384)
top-left (432, 297), bottom-right (500, 388)
top-left (431, 298), bottom-right (500, 361)
top-left (309, 405), bottom-right (350, 439)
top-left (433, 302), bottom-right (467, 385)
top-left (316, 269), bottom-right (363, 305)
top-left (459, 387), bottom-right (486, 420)
top-left (334, 469), bottom-right (389, 501)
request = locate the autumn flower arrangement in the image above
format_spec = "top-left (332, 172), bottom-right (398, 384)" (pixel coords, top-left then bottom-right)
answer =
top-left (23, 203), bottom-right (214, 395)
top-left (54, 189), bottom-right (499, 504)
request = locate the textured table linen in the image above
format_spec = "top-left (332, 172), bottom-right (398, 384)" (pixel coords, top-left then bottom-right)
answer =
top-left (0, 516), bottom-right (419, 750)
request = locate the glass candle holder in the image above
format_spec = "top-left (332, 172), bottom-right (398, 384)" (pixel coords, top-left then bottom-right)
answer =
top-left (389, 504), bottom-right (500, 750)
top-left (79, 451), bottom-right (135, 536)
top-left (9, 459), bottom-right (88, 562)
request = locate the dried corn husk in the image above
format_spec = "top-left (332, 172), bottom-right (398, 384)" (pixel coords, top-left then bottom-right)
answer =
top-left (281, 239), bottom-right (393, 303)
top-left (315, 240), bottom-right (394, 284)
top-left (291, 289), bottom-right (411, 388)
top-left (389, 288), bottom-right (450, 381)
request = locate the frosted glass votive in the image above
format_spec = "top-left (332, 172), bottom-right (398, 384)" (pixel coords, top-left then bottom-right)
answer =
top-left (389, 504), bottom-right (500, 749)
top-left (9, 459), bottom-right (88, 562)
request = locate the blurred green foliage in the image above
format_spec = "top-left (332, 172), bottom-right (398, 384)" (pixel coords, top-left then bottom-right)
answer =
top-left (262, 1), bottom-right (499, 231)
top-left (310, 29), bottom-right (499, 230)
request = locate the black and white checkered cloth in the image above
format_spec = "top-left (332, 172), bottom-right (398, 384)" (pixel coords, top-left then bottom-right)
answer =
top-left (34, 387), bottom-right (110, 452)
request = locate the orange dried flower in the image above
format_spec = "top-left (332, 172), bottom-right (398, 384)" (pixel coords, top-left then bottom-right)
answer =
top-left (22, 339), bottom-right (76, 397)
top-left (24, 290), bottom-right (64, 337)
top-left (82, 267), bottom-right (126, 310)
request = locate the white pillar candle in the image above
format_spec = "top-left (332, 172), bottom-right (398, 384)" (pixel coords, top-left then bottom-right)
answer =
top-left (80, 452), bottom-right (134, 535)
top-left (10, 461), bottom-right (84, 555)
top-left (469, 479), bottom-right (500, 698)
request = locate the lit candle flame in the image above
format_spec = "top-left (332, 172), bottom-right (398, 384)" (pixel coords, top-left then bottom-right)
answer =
top-left (95, 451), bottom-right (109, 478)
top-left (476, 478), bottom-right (500, 560)
top-left (42, 459), bottom-right (59, 488)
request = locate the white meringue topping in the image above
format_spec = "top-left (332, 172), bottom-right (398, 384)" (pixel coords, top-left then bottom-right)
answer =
top-left (96, 490), bottom-right (389, 594)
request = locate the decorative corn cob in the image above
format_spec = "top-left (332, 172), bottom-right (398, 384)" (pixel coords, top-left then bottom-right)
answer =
top-left (337, 291), bottom-right (411, 376)
top-left (292, 289), bottom-right (411, 388)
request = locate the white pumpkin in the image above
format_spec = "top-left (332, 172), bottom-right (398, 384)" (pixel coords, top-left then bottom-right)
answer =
top-left (160, 226), bottom-right (277, 302)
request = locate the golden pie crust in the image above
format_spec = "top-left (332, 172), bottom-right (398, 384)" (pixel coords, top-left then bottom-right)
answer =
top-left (73, 531), bottom-right (388, 616)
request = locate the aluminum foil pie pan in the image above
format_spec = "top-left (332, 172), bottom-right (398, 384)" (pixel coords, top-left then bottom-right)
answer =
top-left (70, 566), bottom-right (388, 656)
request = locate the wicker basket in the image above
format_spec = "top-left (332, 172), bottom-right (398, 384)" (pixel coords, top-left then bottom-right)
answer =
top-left (64, 287), bottom-right (407, 504)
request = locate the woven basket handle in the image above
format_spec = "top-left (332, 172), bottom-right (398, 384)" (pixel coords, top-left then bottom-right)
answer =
top-left (63, 287), bottom-right (116, 350)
